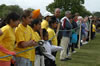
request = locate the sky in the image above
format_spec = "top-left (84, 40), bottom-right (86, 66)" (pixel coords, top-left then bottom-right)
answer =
top-left (0, 0), bottom-right (100, 15)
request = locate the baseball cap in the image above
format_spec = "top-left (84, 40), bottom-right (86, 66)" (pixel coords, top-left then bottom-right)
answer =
top-left (44, 12), bottom-right (53, 17)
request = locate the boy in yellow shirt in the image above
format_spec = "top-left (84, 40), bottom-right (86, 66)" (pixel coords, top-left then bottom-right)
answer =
top-left (47, 16), bottom-right (57, 46)
top-left (15, 10), bottom-right (37, 66)
top-left (0, 12), bottom-right (20, 66)
top-left (47, 16), bottom-right (58, 66)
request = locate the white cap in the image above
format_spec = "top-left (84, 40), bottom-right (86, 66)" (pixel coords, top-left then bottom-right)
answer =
top-left (89, 15), bottom-right (92, 19)
top-left (44, 12), bottom-right (54, 17)
top-left (78, 16), bottom-right (83, 20)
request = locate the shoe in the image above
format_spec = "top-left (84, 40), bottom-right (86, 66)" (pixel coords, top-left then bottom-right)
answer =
top-left (81, 40), bottom-right (83, 43)
top-left (85, 41), bottom-right (88, 44)
top-left (60, 58), bottom-right (72, 61)
top-left (65, 57), bottom-right (72, 60)
top-left (67, 52), bottom-right (71, 56)
top-left (72, 51), bottom-right (76, 53)
top-left (60, 58), bottom-right (68, 61)
top-left (82, 41), bottom-right (88, 45)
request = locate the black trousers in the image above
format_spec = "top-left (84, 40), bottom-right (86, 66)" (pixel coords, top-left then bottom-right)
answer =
top-left (91, 32), bottom-right (95, 40)
top-left (45, 58), bottom-right (55, 66)
top-left (11, 63), bottom-right (14, 66)
top-left (51, 52), bottom-right (57, 66)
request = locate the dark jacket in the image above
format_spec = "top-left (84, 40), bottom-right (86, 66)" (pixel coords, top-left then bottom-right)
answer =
top-left (61, 17), bottom-right (72, 37)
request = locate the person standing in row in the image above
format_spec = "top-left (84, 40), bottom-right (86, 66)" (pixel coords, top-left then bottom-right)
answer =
top-left (54, 8), bottom-right (62, 46)
top-left (30, 19), bottom-right (42, 66)
top-left (91, 20), bottom-right (96, 39)
top-left (47, 16), bottom-right (58, 66)
top-left (60, 11), bottom-right (72, 61)
top-left (15, 10), bottom-right (37, 66)
top-left (0, 12), bottom-right (20, 66)
top-left (41, 12), bottom-right (53, 30)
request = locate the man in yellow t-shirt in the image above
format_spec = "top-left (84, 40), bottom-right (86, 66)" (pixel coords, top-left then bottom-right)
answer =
top-left (92, 24), bottom-right (96, 32)
top-left (91, 21), bottom-right (96, 39)
top-left (15, 10), bottom-right (37, 66)
top-left (41, 12), bottom-right (53, 30)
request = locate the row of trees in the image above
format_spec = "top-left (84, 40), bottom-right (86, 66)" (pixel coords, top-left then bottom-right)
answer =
top-left (0, 2), bottom-right (100, 19)
top-left (46, 0), bottom-right (91, 17)
top-left (0, 4), bottom-right (23, 18)
top-left (93, 12), bottom-right (100, 18)
top-left (0, 4), bottom-right (34, 18)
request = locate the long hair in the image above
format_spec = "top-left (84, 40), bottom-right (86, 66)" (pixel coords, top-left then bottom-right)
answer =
top-left (0, 12), bottom-right (20, 28)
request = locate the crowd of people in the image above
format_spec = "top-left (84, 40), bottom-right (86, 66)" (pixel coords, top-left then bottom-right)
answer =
top-left (0, 8), bottom-right (97, 66)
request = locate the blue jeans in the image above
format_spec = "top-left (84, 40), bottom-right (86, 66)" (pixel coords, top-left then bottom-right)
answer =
top-left (15, 57), bottom-right (31, 66)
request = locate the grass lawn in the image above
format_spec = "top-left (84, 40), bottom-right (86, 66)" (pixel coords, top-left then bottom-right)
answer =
top-left (56, 33), bottom-right (100, 66)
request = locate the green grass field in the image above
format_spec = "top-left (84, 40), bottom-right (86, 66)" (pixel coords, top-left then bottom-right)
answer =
top-left (56, 33), bottom-right (100, 66)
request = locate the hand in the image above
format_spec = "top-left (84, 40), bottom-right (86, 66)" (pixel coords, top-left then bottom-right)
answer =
top-left (32, 41), bottom-right (38, 46)
top-left (9, 51), bottom-right (16, 56)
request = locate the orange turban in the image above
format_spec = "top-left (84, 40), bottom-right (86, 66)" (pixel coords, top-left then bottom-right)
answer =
top-left (32, 9), bottom-right (40, 19)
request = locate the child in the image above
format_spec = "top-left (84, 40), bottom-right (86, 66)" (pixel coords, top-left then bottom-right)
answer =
top-left (47, 16), bottom-right (58, 46)
top-left (47, 16), bottom-right (58, 66)
top-left (34, 29), bottom-right (62, 66)
top-left (30, 19), bottom-right (42, 66)
top-left (0, 12), bottom-right (20, 66)
top-left (42, 29), bottom-right (62, 66)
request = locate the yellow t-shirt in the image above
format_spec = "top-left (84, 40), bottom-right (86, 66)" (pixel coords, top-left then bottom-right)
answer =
top-left (30, 30), bottom-right (41, 61)
top-left (15, 24), bottom-right (35, 61)
top-left (41, 20), bottom-right (49, 30)
top-left (0, 25), bottom-right (15, 61)
top-left (92, 24), bottom-right (96, 32)
top-left (32, 30), bottom-right (41, 42)
top-left (47, 28), bottom-right (57, 46)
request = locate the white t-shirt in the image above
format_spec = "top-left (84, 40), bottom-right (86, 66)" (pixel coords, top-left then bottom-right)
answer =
top-left (43, 41), bottom-right (62, 61)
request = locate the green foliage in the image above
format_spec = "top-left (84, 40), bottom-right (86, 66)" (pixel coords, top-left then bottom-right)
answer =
top-left (46, 0), bottom-right (91, 17)
top-left (0, 4), bottom-right (23, 18)
top-left (93, 12), bottom-right (100, 17)
top-left (27, 8), bottom-right (34, 11)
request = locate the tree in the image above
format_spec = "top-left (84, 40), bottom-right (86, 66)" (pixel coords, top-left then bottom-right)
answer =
top-left (93, 12), bottom-right (100, 18)
top-left (27, 8), bottom-right (34, 11)
top-left (46, 0), bottom-right (91, 17)
top-left (0, 4), bottom-right (23, 18)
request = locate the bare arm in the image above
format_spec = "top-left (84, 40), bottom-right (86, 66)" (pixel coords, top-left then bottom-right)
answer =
top-left (0, 29), bottom-right (3, 36)
top-left (18, 40), bottom-right (38, 48)
top-left (0, 45), bottom-right (16, 55)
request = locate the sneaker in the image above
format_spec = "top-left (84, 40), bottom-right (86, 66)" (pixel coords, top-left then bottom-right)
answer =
top-left (85, 41), bottom-right (88, 44)
top-left (81, 40), bottom-right (83, 43)
top-left (67, 52), bottom-right (71, 56)
top-left (82, 41), bottom-right (88, 45)
top-left (60, 58), bottom-right (72, 61)
top-left (60, 58), bottom-right (67, 61)
top-left (65, 57), bottom-right (72, 60)
top-left (72, 51), bottom-right (76, 53)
